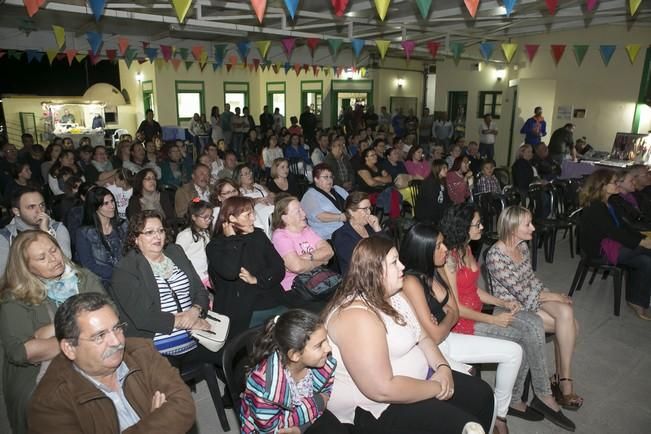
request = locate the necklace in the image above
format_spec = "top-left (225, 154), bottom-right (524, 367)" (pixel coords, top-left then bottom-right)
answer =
top-left (147, 255), bottom-right (174, 279)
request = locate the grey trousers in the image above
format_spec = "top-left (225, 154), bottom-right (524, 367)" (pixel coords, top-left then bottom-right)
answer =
top-left (474, 309), bottom-right (552, 403)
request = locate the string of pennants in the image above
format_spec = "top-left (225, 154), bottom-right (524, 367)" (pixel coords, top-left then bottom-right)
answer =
top-left (21, 0), bottom-right (645, 21)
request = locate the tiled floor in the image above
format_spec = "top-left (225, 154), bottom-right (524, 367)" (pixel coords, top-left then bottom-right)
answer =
top-left (193, 236), bottom-right (651, 433)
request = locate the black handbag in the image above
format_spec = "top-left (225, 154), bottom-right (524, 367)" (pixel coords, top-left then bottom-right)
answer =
top-left (291, 266), bottom-right (342, 301)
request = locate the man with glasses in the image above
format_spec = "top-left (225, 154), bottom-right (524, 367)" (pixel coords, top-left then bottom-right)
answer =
top-left (28, 292), bottom-right (195, 433)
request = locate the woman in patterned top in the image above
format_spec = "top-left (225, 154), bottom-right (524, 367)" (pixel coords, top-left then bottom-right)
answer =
top-left (486, 206), bottom-right (583, 413)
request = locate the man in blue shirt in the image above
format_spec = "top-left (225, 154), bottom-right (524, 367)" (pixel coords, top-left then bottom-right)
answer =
top-left (520, 106), bottom-right (547, 146)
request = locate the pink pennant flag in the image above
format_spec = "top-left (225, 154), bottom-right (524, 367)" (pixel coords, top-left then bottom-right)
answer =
top-left (426, 41), bottom-right (440, 59)
top-left (293, 63), bottom-right (302, 76)
top-left (524, 44), bottom-right (539, 63)
top-left (585, 0), bottom-right (598, 12)
top-left (24, 0), bottom-right (46, 17)
top-left (281, 38), bottom-right (296, 60)
top-left (118, 37), bottom-right (129, 56)
top-left (303, 64), bottom-right (309, 73)
top-left (65, 49), bottom-right (77, 66)
top-left (545, 0), bottom-right (558, 15)
top-left (312, 65), bottom-right (319, 75)
top-left (401, 40), bottom-right (416, 60)
top-left (253, 58), bottom-right (260, 71)
top-left (160, 45), bottom-right (173, 61)
top-left (464, 0), bottom-right (479, 18)
top-left (105, 49), bottom-right (117, 61)
top-left (226, 64), bottom-right (233, 72)
top-left (88, 50), bottom-right (101, 65)
top-left (251, 0), bottom-right (266, 23)
top-left (228, 54), bottom-right (238, 65)
top-left (331, 0), bottom-right (349, 16)
top-left (248, 63), bottom-right (255, 72)
top-left (171, 59), bottom-right (182, 71)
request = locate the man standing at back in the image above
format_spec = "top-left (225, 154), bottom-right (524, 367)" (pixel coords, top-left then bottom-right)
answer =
top-left (28, 292), bottom-right (195, 434)
top-left (300, 106), bottom-right (318, 148)
top-left (520, 106), bottom-right (547, 147)
top-left (478, 113), bottom-right (498, 160)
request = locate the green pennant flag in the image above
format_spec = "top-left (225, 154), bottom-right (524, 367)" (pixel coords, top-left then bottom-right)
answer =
top-left (8, 50), bottom-right (23, 60)
top-left (328, 39), bottom-right (343, 58)
top-left (573, 45), bottom-right (589, 66)
top-left (185, 61), bottom-right (194, 70)
top-left (415, 0), bottom-right (432, 18)
top-left (450, 42), bottom-right (464, 63)
top-left (178, 47), bottom-right (189, 61)
top-left (124, 48), bottom-right (138, 68)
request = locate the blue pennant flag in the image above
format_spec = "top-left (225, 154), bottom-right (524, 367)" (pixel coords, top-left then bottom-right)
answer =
top-left (351, 39), bottom-right (365, 58)
top-left (86, 31), bottom-right (103, 55)
top-left (236, 41), bottom-right (250, 61)
top-left (284, 0), bottom-right (299, 19)
top-left (503, 0), bottom-right (516, 16)
top-left (26, 49), bottom-right (44, 63)
top-left (479, 42), bottom-right (495, 61)
top-left (599, 45), bottom-right (616, 66)
top-left (284, 62), bottom-right (291, 74)
top-left (212, 62), bottom-right (222, 71)
top-left (214, 44), bottom-right (227, 66)
top-left (89, 0), bottom-right (106, 21)
top-left (144, 47), bottom-right (158, 62)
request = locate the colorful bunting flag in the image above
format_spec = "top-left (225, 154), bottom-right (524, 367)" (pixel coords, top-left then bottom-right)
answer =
top-left (524, 44), bottom-right (539, 63)
top-left (503, 0), bottom-right (516, 16)
top-left (323, 66), bottom-right (330, 76)
top-left (52, 25), bottom-right (65, 50)
top-left (586, 0), bottom-right (597, 12)
top-left (599, 45), bottom-right (616, 66)
top-left (159, 45), bottom-right (172, 61)
top-left (236, 41), bottom-right (250, 61)
top-left (86, 32), bottom-right (103, 55)
top-left (171, 58), bottom-right (182, 71)
top-left (46, 49), bottom-right (58, 64)
top-left (573, 45), bottom-right (588, 66)
top-left (226, 63), bottom-right (233, 72)
top-left (351, 39), bottom-right (365, 58)
top-left (199, 51), bottom-right (208, 65)
top-left (450, 42), bottom-right (464, 62)
top-left (255, 40), bottom-right (271, 58)
top-left (551, 44), bottom-right (566, 65)
top-left (251, 0), bottom-right (267, 23)
top-left (312, 65), bottom-right (319, 75)
top-left (23, 0), bottom-right (45, 18)
top-left (89, 50), bottom-right (101, 65)
top-left (171, 0), bottom-right (193, 23)
top-left (145, 47), bottom-right (159, 62)
top-left (124, 48), bottom-right (138, 68)
top-left (284, 62), bottom-right (292, 74)
top-left (272, 64), bottom-right (279, 74)
top-left (545, 0), bottom-right (558, 15)
top-left (178, 47), bottom-right (189, 61)
top-left (360, 67), bottom-right (367, 77)
top-left (626, 44), bottom-right (641, 64)
top-left (426, 41), bottom-right (440, 59)
top-left (501, 43), bottom-right (518, 63)
top-left (281, 38), bottom-right (296, 60)
top-left (75, 53), bottom-right (87, 63)
top-left (65, 49), bottom-right (77, 66)
top-left (253, 58), bottom-right (260, 71)
top-left (328, 39), bottom-right (343, 58)
top-left (228, 54), bottom-right (238, 66)
top-left (284, 0), bottom-right (299, 19)
top-left (303, 64), bottom-right (310, 73)
top-left (118, 37), bottom-right (129, 56)
top-left (479, 42), bottom-right (494, 61)
top-left (8, 50), bottom-right (23, 61)
top-left (375, 40), bottom-right (391, 59)
top-left (181, 61), bottom-right (191, 70)
top-left (306, 38), bottom-right (320, 57)
top-left (629, 0), bottom-right (642, 15)
top-left (332, 0), bottom-right (349, 16)
top-left (214, 44), bottom-right (227, 65)
top-left (292, 63), bottom-right (301, 76)
top-left (192, 45), bottom-right (204, 61)
top-left (374, 0), bottom-right (391, 21)
top-left (26, 50), bottom-right (44, 64)
top-left (401, 40), bottom-right (416, 60)
top-left (212, 62), bottom-right (221, 72)
top-left (155, 58), bottom-right (166, 69)
top-left (464, 0), bottom-right (479, 17)
top-left (106, 49), bottom-right (117, 61)
top-left (89, 0), bottom-right (106, 21)
top-left (415, 0), bottom-right (432, 18)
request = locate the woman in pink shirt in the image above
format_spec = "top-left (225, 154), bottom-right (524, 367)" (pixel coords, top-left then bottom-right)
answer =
top-left (404, 145), bottom-right (431, 179)
top-left (446, 156), bottom-right (473, 204)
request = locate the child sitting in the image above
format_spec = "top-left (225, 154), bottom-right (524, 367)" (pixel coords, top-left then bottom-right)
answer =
top-left (474, 159), bottom-right (502, 194)
top-left (240, 309), bottom-right (347, 434)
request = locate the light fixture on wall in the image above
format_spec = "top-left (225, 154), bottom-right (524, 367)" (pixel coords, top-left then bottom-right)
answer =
top-left (495, 67), bottom-right (506, 81)
top-left (135, 72), bottom-right (144, 83)
top-left (396, 77), bottom-right (405, 88)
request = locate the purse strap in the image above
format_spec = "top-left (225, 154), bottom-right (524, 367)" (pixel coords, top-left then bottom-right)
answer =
top-left (163, 279), bottom-right (184, 313)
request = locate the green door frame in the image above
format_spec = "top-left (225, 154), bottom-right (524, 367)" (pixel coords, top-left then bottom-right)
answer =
top-left (266, 81), bottom-right (286, 116)
top-left (632, 46), bottom-right (651, 133)
top-left (223, 81), bottom-right (250, 110)
top-left (142, 80), bottom-right (154, 115)
top-left (174, 80), bottom-right (205, 124)
top-left (330, 79), bottom-right (374, 128)
top-left (300, 80), bottom-right (324, 112)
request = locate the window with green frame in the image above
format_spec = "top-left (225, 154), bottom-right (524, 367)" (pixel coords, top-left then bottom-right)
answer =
top-left (175, 81), bottom-right (205, 124)
top-left (223, 82), bottom-right (249, 112)
top-left (266, 82), bottom-right (286, 116)
top-left (478, 91), bottom-right (502, 119)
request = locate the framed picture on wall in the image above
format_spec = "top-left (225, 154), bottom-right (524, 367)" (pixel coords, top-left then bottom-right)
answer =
top-left (557, 105), bottom-right (573, 121)
top-left (389, 96), bottom-right (418, 115)
top-left (573, 108), bottom-right (586, 119)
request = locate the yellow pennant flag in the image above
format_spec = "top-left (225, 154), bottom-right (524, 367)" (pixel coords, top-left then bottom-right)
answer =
top-left (626, 44), bottom-right (641, 64)
top-left (375, 40), bottom-right (391, 59)
top-left (75, 53), bottom-right (87, 62)
top-left (155, 58), bottom-right (166, 69)
top-left (171, 0), bottom-right (193, 23)
top-left (629, 0), bottom-right (642, 15)
top-left (374, 0), bottom-right (391, 21)
top-left (501, 43), bottom-right (518, 63)
top-left (200, 51), bottom-right (208, 64)
top-left (46, 49), bottom-right (58, 64)
top-left (255, 40), bottom-right (271, 59)
top-left (52, 25), bottom-right (65, 49)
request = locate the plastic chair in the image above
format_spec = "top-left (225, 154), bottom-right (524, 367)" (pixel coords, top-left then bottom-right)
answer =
top-left (180, 362), bottom-right (231, 431)
top-left (474, 191), bottom-right (505, 247)
top-left (408, 179), bottom-right (422, 217)
top-left (112, 128), bottom-right (129, 147)
top-left (493, 167), bottom-right (511, 189)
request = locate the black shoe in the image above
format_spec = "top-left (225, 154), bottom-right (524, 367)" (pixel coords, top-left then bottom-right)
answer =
top-left (507, 405), bottom-right (544, 421)
top-left (530, 395), bottom-right (576, 432)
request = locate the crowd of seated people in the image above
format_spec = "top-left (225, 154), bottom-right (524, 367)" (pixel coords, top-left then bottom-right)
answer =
top-left (0, 106), bottom-right (631, 434)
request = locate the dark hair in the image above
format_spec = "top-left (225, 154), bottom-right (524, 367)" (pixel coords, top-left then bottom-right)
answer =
top-left (431, 159), bottom-right (448, 180)
top-left (11, 186), bottom-right (42, 209)
top-left (211, 178), bottom-right (240, 206)
top-left (49, 149), bottom-right (76, 177)
top-left (406, 145), bottom-right (423, 161)
top-left (124, 210), bottom-right (173, 254)
top-left (480, 159), bottom-right (496, 170)
top-left (79, 144), bottom-right (94, 155)
top-left (249, 309), bottom-right (323, 368)
top-left (214, 196), bottom-right (255, 236)
top-left (232, 163), bottom-right (253, 185)
top-left (92, 145), bottom-right (107, 157)
top-left (82, 186), bottom-right (122, 253)
top-left (312, 163), bottom-right (332, 180)
top-left (44, 143), bottom-right (63, 162)
top-left (184, 199), bottom-right (213, 241)
top-left (400, 223), bottom-right (451, 296)
top-left (145, 109), bottom-right (154, 115)
top-left (450, 155), bottom-right (469, 172)
top-left (63, 174), bottom-right (82, 194)
top-left (10, 162), bottom-right (31, 180)
top-left (132, 168), bottom-right (158, 199)
top-left (343, 191), bottom-right (369, 219)
top-left (440, 203), bottom-right (478, 254)
top-left (54, 292), bottom-right (118, 345)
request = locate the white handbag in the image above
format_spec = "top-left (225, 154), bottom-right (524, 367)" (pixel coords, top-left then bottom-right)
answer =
top-left (191, 311), bottom-right (230, 352)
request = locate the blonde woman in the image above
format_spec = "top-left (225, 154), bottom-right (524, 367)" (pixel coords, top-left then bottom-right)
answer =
top-left (0, 231), bottom-right (104, 434)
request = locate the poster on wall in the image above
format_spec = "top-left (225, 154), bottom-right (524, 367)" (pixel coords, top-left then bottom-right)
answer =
top-left (556, 105), bottom-right (573, 121)
top-left (573, 108), bottom-right (586, 119)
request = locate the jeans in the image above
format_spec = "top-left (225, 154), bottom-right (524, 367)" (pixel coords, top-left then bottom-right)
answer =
top-left (439, 332), bottom-right (523, 418)
top-left (479, 142), bottom-right (495, 161)
top-left (617, 246), bottom-right (651, 308)
top-left (474, 309), bottom-right (552, 403)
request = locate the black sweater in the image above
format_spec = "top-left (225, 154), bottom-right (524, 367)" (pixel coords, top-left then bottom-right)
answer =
top-left (415, 174), bottom-right (451, 225)
top-left (579, 201), bottom-right (643, 260)
top-left (206, 228), bottom-right (286, 336)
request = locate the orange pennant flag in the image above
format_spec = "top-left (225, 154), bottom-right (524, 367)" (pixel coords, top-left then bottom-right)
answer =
top-left (24, 0), bottom-right (46, 17)
top-left (464, 0), bottom-right (479, 18)
top-left (251, 0), bottom-right (266, 23)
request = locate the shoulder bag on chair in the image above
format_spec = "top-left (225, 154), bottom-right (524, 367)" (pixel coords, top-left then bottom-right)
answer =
top-left (291, 266), bottom-right (342, 301)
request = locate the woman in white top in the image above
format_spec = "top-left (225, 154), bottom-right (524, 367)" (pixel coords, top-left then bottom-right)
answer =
top-left (175, 199), bottom-right (213, 289)
top-left (324, 236), bottom-right (494, 433)
top-left (234, 163), bottom-right (274, 237)
top-left (210, 106), bottom-right (223, 144)
top-left (262, 135), bottom-right (284, 171)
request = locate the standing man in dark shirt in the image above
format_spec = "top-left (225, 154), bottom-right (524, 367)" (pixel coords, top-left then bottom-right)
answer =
top-left (136, 109), bottom-right (162, 142)
top-left (548, 123), bottom-right (575, 165)
top-left (259, 105), bottom-right (273, 134)
top-left (299, 106), bottom-right (318, 148)
top-left (364, 105), bottom-right (379, 132)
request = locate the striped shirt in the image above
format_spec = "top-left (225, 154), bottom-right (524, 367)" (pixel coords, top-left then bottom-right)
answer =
top-left (152, 266), bottom-right (197, 356)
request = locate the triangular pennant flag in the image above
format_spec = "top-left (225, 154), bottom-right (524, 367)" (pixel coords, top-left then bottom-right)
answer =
top-left (76, 53), bottom-right (87, 63)
top-left (236, 41), bottom-right (250, 61)
top-left (212, 62), bottom-right (221, 72)
top-left (426, 41), bottom-right (440, 59)
top-left (374, 0), bottom-right (391, 21)
top-left (332, 0), bottom-right (349, 16)
top-left (599, 45), bottom-right (616, 66)
top-left (573, 45), bottom-right (588, 66)
top-left (144, 47), bottom-right (159, 62)
top-left (251, 0), bottom-right (267, 23)
top-left (161, 45), bottom-right (173, 61)
top-left (172, 0), bottom-right (193, 23)
top-left (253, 58), bottom-right (260, 71)
top-left (629, 0), bottom-right (642, 15)
top-left (26, 50), bottom-right (44, 64)
top-left (524, 44), bottom-right (539, 63)
top-left (247, 63), bottom-right (254, 72)
top-left (284, 0), bottom-right (299, 19)
top-left (125, 48), bottom-right (138, 68)
top-left (360, 67), bottom-right (367, 77)
top-left (415, 0), bottom-right (432, 18)
top-left (118, 37), bottom-right (129, 56)
top-left (351, 39), bottom-right (365, 58)
top-left (89, 0), bottom-right (106, 21)
top-left (450, 42), bottom-right (464, 62)
top-left (545, 0), bottom-right (558, 15)
top-left (272, 64), bottom-right (279, 74)
top-left (142, 41), bottom-right (150, 50)
top-left (586, 0), bottom-right (597, 12)
top-left (551, 44), bottom-right (566, 65)
top-left (88, 50), bottom-right (101, 65)
top-left (213, 44), bottom-right (226, 66)
top-left (503, 0), bottom-right (516, 16)
top-left (626, 44), bottom-right (641, 64)
top-left (86, 32), bottom-right (103, 55)
top-left (228, 54), bottom-right (238, 65)
top-left (65, 49), bottom-right (77, 66)
top-left (171, 58), bottom-right (182, 71)
top-left (185, 61), bottom-right (194, 71)
top-left (281, 38), bottom-right (296, 60)
top-left (178, 47), bottom-right (189, 61)
top-left (479, 42), bottom-right (494, 61)
top-left (375, 40), bottom-right (391, 59)
top-left (255, 41), bottom-right (271, 59)
top-left (52, 25), bottom-right (65, 50)
top-left (46, 49), bottom-right (58, 64)
top-left (303, 64), bottom-right (309, 73)
top-left (323, 66), bottom-right (330, 76)
top-left (155, 58), bottom-right (166, 70)
top-left (24, 0), bottom-right (45, 17)
top-left (192, 45), bottom-right (203, 61)
top-left (401, 40), bottom-right (416, 60)
top-left (106, 49), bottom-right (117, 61)
top-left (335, 67), bottom-right (343, 78)
top-left (226, 63), bottom-right (233, 72)
top-left (260, 63), bottom-right (267, 72)
top-left (464, 0), bottom-right (479, 17)
top-left (328, 39), bottom-right (343, 58)
top-left (200, 62), bottom-right (209, 72)
top-left (501, 43), bottom-right (518, 63)
top-left (284, 62), bottom-right (292, 74)
top-left (199, 51), bottom-right (208, 65)
top-left (306, 38), bottom-right (320, 57)
top-left (312, 65), bottom-right (319, 75)
top-left (8, 50), bottom-right (23, 61)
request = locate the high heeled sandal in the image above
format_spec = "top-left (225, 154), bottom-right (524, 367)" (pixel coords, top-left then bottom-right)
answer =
top-left (556, 378), bottom-right (583, 411)
top-left (492, 416), bottom-right (509, 434)
top-left (550, 373), bottom-right (562, 401)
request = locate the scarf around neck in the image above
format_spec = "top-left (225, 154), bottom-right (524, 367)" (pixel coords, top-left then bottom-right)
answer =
top-left (43, 264), bottom-right (79, 307)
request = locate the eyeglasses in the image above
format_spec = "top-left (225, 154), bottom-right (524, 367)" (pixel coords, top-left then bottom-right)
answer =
top-left (197, 213), bottom-right (213, 220)
top-left (77, 322), bottom-right (127, 345)
top-left (319, 175), bottom-right (334, 180)
top-left (356, 206), bottom-right (372, 212)
top-left (140, 228), bottom-right (166, 237)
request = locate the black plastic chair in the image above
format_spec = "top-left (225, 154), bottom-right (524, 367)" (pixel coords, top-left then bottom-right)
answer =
top-left (180, 362), bottom-right (231, 431)
top-left (494, 167), bottom-right (511, 189)
top-left (221, 326), bottom-right (264, 428)
top-left (474, 191), bottom-right (505, 247)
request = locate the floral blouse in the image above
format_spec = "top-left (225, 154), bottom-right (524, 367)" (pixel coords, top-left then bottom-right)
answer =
top-left (485, 242), bottom-right (543, 311)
